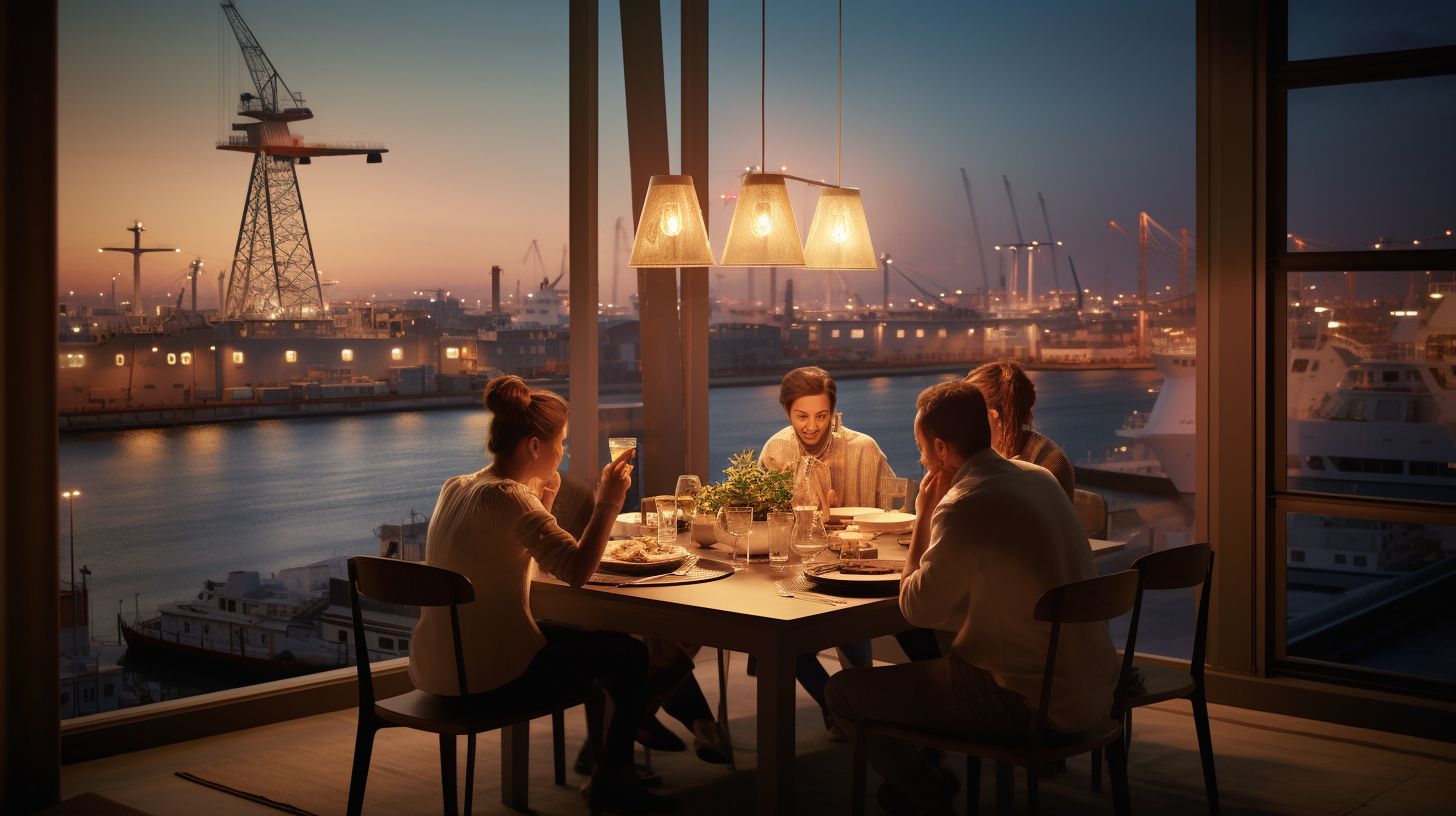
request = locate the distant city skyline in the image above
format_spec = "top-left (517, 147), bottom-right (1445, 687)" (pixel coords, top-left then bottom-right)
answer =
top-left (57, 1), bottom-right (1453, 313)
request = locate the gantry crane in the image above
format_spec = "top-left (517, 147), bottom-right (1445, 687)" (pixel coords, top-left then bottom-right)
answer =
top-left (216, 1), bottom-right (386, 320)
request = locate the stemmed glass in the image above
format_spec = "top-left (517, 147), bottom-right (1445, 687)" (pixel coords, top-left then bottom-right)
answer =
top-left (674, 474), bottom-right (701, 530)
top-left (723, 506), bottom-right (754, 568)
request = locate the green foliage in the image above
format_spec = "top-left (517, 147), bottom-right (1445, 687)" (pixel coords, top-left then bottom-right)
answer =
top-left (694, 450), bottom-right (794, 520)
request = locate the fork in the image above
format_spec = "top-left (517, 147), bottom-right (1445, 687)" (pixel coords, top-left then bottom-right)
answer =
top-left (617, 555), bottom-right (699, 586)
top-left (774, 580), bottom-right (847, 605)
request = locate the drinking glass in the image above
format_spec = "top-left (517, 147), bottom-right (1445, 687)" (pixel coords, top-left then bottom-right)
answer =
top-left (608, 437), bottom-right (637, 469)
top-left (674, 474), bottom-right (701, 528)
top-left (765, 510), bottom-right (794, 571)
top-left (790, 509), bottom-right (829, 578)
top-left (723, 506), bottom-right (754, 567)
top-left (879, 476), bottom-right (909, 512)
top-left (654, 496), bottom-right (680, 549)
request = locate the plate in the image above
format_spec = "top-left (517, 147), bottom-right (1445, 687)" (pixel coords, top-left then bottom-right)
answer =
top-left (828, 506), bottom-right (880, 521)
top-left (598, 545), bottom-right (690, 575)
top-left (804, 560), bottom-right (904, 595)
top-left (612, 512), bottom-right (646, 538)
top-left (853, 512), bottom-right (915, 533)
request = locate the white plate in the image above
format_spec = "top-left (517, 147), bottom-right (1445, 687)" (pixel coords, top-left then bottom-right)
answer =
top-left (612, 512), bottom-right (646, 538)
top-left (852, 512), bottom-right (915, 533)
top-left (804, 560), bottom-right (904, 588)
top-left (598, 543), bottom-right (689, 575)
top-left (828, 506), bottom-right (880, 521)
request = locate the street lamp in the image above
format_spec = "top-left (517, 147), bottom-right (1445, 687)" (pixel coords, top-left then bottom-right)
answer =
top-left (62, 489), bottom-right (81, 657)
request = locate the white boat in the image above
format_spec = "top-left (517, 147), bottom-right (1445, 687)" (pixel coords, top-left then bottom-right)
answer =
top-left (1116, 341), bottom-right (1197, 493)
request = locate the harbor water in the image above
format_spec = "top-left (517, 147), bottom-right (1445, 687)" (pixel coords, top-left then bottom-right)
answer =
top-left (60, 369), bottom-right (1162, 635)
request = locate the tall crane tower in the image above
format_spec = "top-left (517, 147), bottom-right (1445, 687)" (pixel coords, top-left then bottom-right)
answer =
top-left (216, 1), bottom-right (386, 320)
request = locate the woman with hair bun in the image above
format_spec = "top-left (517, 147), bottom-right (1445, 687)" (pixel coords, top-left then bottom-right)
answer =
top-left (965, 360), bottom-right (1075, 502)
top-left (407, 375), bottom-right (674, 813)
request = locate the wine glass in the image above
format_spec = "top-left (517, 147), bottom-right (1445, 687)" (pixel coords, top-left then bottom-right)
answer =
top-left (790, 509), bottom-right (829, 579)
top-left (674, 474), bottom-right (701, 529)
top-left (723, 506), bottom-right (754, 568)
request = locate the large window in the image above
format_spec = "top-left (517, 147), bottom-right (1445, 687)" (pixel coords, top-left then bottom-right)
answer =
top-left (1269, 4), bottom-right (1456, 693)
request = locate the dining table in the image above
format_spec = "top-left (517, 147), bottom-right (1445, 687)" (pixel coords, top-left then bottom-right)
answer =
top-left (524, 528), bottom-right (915, 815)
top-left (510, 525), bottom-right (1130, 814)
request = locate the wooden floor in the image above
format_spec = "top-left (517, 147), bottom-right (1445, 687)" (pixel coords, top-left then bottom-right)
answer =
top-left (59, 650), bottom-right (1456, 816)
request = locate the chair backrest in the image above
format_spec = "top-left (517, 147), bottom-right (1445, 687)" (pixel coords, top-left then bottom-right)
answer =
top-left (348, 555), bottom-right (475, 706)
top-left (1131, 542), bottom-right (1214, 679)
top-left (1073, 489), bottom-right (1108, 539)
top-left (1029, 569), bottom-right (1144, 743)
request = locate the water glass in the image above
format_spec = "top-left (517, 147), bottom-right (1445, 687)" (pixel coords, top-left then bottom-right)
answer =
top-left (879, 476), bottom-right (909, 512)
top-left (724, 505), bottom-right (754, 565)
top-left (766, 511), bottom-right (794, 571)
top-left (654, 496), bottom-right (680, 549)
top-left (674, 474), bottom-right (701, 526)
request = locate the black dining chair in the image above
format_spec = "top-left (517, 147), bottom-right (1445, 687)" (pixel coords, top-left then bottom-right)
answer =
top-left (345, 555), bottom-right (594, 816)
top-left (850, 569), bottom-right (1145, 816)
top-left (1091, 541), bottom-right (1219, 814)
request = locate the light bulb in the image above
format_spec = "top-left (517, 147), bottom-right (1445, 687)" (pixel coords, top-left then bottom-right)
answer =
top-left (830, 214), bottom-right (849, 244)
top-left (660, 203), bottom-right (683, 237)
top-left (752, 202), bottom-right (773, 238)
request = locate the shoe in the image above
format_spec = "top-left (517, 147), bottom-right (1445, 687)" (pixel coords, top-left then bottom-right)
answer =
top-left (573, 741), bottom-right (594, 776)
top-left (823, 709), bottom-right (849, 743)
top-left (691, 719), bottom-right (731, 765)
top-left (584, 775), bottom-right (679, 814)
top-left (635, 714), bottom-right (686, 752)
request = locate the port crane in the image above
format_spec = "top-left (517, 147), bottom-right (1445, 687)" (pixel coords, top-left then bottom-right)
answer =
top-left (879, 252), bottom-right (956, 312)
top-left (216, 1), bottom-right (386, 321)
top-left (959, 168), bottom-right (992, 309)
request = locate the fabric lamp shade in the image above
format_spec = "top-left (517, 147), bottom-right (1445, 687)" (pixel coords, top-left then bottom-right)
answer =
top-left (628, 175), bottom-right (715, 268)
top-left (719, 174), bottom-right (806, 267)
top-left (802, 186), bottom-right (876, 269)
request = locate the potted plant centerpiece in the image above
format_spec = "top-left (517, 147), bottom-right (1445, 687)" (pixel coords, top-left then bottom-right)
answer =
top-left (691, 450), bottom-right (793, 547)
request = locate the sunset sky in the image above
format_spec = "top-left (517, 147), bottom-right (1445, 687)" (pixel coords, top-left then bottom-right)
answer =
top-left (57, 1), bottom-right (1453, 313)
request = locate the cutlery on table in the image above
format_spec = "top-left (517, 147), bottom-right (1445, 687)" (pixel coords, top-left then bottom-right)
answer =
top-left (774, 580), bottom-right (846, 605)
top-left (616, 555), bottom-right (698, 587)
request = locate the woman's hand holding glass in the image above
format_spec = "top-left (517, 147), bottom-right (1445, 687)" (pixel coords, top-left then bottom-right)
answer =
top-left (599, 447), bottom-right (635, 507)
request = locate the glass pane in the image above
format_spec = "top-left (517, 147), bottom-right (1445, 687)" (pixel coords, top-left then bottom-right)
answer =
top-left (1286, 76), bottom-right (1456, 252)
top-left (1285, 512), bottom-right (1456, 682)
top-left (1285, 270), bottom-right (1456, 504)
top-left (1288, 0), bottom-right (1456, 61)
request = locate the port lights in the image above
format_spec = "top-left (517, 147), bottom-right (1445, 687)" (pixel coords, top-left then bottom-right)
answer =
top-left (391, 348), bottom-right (403, 361)
top-left (181, 352), bottom-right (192, 365)
top-left (285, 350), bottom-right (297, 363)
top-left (232, 351), bottom-right (245, 364)
top-left (341, 349), bottom-right (354, 362)
top-left (628, 175), bottom-right (715, 268)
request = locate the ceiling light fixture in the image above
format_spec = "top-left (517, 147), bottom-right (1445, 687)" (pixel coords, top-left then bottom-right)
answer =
top-left (720, 0), bottom-right (805, 267)
top-left (628, 174), bottom-right (715, 268)
top-left (802, 0), bottom-right (876, 270)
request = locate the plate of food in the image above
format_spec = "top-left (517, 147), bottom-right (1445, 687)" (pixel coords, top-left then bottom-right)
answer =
top-left (598, 535), bottom-right (690, 575)
top-left (852, 512), bottom-right (915, 534)
top-left (804, 559), bottom-right (904, 595)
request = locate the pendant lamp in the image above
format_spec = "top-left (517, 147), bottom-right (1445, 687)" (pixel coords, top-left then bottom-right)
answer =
top-left (802, 0), bottom-right (876, 270)
top-left (720, 173), bottom-right (805, 267)
top-left (720, 1), bottom-right (806, 267)
top-left (628, 174), bottom-right (715, 268)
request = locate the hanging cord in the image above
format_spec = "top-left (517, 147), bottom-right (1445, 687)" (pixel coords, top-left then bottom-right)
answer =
top-left (838, 0), bottom-right (842, 187)
top-left (761, 0), bottom-right (766, 173)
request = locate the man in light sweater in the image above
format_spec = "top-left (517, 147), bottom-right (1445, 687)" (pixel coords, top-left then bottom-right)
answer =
top-left (825, 379), bottom-right (1118, 815)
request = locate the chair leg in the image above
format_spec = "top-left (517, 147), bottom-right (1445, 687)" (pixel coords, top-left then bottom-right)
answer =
top-left (1107, 734), bottom-right (1132, 816)
top-left (346, 721), bottom-right (377, 816)
top-left (439, 733), bottom-right (458, 816)
top-left (552, 708), bottom-right (567, 785)
top-left (850, 730), bottom-right (868, 816)
top-left (1090, 745), bottom-right (1103, 793)
top-left (716, 647), bottom-right (736, 770)
top-left (966, 755), bottom-right (982, 816)
top-left (1191, 691), bottom-right (1221, 816)
top-left (995, 760), bottom-right (1015, 812)
top-left (1026, 765), bottom-right (1040, 816)
top-left (464, 732), bottom-right (476, 816)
